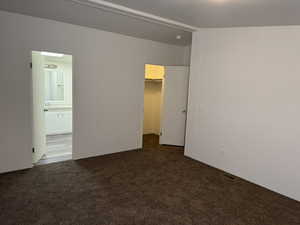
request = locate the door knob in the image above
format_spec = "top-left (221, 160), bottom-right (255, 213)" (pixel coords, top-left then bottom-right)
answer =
top-left (44, 109), bottom-right (49, 112)
top-left (182, 110), bottom-right (187, 113)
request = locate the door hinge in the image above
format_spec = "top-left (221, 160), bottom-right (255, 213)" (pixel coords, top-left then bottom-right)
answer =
top-left (30, 62), bottom-right (32, 69)
top-left (32, 147), bottom-right (35, 153)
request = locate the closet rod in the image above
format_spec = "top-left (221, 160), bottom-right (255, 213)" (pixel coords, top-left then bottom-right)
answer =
top-left (145, 79), bottom-right (163, 82)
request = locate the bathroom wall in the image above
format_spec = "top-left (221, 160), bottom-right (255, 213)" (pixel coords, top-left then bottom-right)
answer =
top-left (143, 81), bottom-right (162, 135)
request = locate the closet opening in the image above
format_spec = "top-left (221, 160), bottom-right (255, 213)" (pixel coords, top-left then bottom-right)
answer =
top-left (143, 64), bottom-right (164, 149)
top-left (142, 64), bottom-right (190, 150)
top-left (31, 51), bottom-right (73, 165)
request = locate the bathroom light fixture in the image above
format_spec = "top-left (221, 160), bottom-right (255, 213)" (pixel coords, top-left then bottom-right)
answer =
top-left (44, 64), bottom-right (58, 69)
top-left (41, 51), bottom-right (64, 57)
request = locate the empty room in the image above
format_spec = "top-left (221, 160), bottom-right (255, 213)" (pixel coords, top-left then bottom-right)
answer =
top-left (0, 0), bottom-right (300, 224)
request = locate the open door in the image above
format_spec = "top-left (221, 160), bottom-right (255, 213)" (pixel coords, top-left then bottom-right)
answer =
top-left (32, 51), bottom-right (46, 163)
top-left (160, 66), bottom-right (189, 146)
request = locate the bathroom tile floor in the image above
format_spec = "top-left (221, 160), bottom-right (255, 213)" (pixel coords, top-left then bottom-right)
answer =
top-left (36, 134), bottom-right (72, 165)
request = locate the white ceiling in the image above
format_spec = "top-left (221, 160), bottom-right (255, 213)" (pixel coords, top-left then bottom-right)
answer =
top-left (1, 0), bottom-right (300, 47)
top-left (0, 0), bottom-right (192, 46)
top-left (104, 0), bottom-right (300, 27)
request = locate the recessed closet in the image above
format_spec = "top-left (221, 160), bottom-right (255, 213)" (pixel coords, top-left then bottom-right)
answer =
top-left (142, 64), bottom-right (190, 148)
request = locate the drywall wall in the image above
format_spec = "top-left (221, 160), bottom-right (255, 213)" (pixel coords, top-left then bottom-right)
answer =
top-left (143, 81), bottom-right (162, 135)
top-left (0, 10), bottom-right (189, 173)
top-left (185, 27), bottom-right (300, 201)
top-left (143, 82), bottom-right (154, 134)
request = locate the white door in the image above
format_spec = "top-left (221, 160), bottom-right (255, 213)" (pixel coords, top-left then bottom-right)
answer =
top-left (160, 66), bottom-right (189, 146)
top-left (32, 51), bottom-right (46, 163)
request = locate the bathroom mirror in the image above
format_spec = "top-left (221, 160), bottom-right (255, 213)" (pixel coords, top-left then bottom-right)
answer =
top-left (44, 68), bottom-right (65, 103)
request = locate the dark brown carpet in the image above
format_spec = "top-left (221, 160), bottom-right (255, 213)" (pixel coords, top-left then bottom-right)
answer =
top-left (0, 134), bottom-right (299, 225)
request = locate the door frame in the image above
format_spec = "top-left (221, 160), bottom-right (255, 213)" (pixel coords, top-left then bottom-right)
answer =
top-left (30, 50), bottom-right (75, 165)
top-left (140, 64), bottom-right (190, 148)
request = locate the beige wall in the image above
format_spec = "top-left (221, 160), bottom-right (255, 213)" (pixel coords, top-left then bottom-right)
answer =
top-left (0, 10), bottom-right (189, 173)
top-left (186, 27), bottom-right (300, 201)
top-left (143, 81), bottom-right (162, 135)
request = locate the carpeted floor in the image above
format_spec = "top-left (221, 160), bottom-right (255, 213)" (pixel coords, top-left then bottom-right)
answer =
top-left (0, 134), bottom-right (300, 225)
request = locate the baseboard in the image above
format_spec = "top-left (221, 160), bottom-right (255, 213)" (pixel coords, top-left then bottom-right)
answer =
top-left (73, 148), bottom-right (142, 161)
top-left (184, 152), bottom-right (300, 203)
top-left (0, 164), bottom-right (33, 175)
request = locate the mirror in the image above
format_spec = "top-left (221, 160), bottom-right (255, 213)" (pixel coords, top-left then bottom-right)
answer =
top-left (44, 68), bottom-right (65, 103)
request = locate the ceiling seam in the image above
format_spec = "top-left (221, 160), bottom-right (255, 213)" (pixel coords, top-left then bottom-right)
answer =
top-left (67, 0), bottom-right (199, 32)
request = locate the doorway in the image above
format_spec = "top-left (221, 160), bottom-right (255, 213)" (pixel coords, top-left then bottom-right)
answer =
top-left (143, 64), bottom-right (164, 149)
top-left (142, 64), bottom-right (189, 150)
top-left (31, 51), bottom-right (73, 165)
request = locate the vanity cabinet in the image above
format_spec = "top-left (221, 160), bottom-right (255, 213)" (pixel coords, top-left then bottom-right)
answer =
top-left (45, 110), bottom-right (72, 135)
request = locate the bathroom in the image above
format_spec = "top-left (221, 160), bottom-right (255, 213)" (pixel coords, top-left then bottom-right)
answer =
top-left (32, 51), bottom-right (73, 165)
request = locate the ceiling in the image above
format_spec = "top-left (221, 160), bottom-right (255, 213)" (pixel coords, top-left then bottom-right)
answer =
top-left (0, 0), bottom-right (192, 46)
top-left (2, 0), bottom-right (299, 47)
top-left (104, 0), bottom-right (300, 28)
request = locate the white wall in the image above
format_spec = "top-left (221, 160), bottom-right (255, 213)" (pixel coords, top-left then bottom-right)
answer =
top-left (0, 10), bottom-right (189, 173)
top-left (186, 27), bottom-right (300, 201)
top-left (143, 81), bottom-right (162, 135)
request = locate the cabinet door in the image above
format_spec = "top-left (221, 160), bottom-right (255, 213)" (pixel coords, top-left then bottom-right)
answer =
top-left (45, 111), bottom-right (72, 135)
top-left (45, 112), bottom-right (59, 135)
top-left (59, 111), bottom-right (72, 134)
